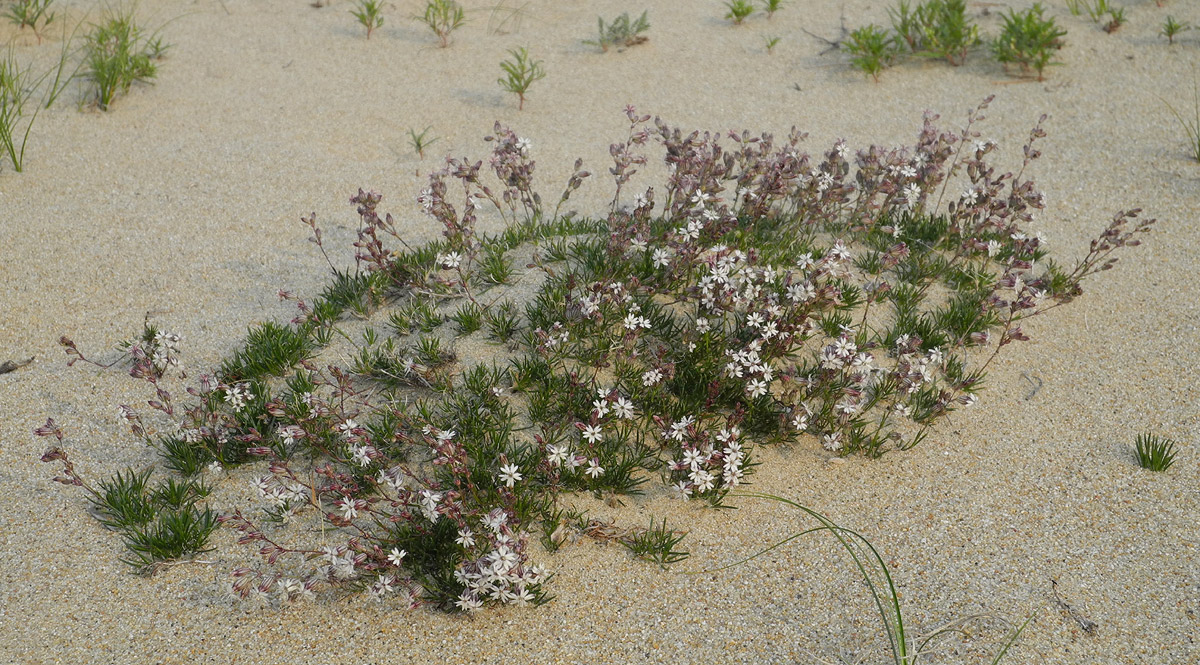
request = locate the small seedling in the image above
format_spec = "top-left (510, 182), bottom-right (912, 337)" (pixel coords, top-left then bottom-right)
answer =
top-left (585, 11), bottom-right (650, 52)
top-left (761, 0), bottom-right (785, 19)
top-left (351, 0), bottom-right (384, 39)
top-left (1133, 433), bottom-right (1179, 472)
top-left (764, 35), bottom-right (781, 54)
top-left (844, 24), bottom-right (900, 82)
top-left (417, 0), bottom-right (465, 48)
top-left (408, 126), bottom-right (439, 158)
top-left (4, 0), bottom-right (56, 43)
top-left (497, 46), bottom-right (545, 111)
top-left (1103, 7), bottom-right (1125, 34)
top-left (1161, 17), bottom-right (1191, 45)
top-left (620, 518), bottom-right (688, 568)
top-left (992, 3), bottom-right (1066, 81)
top-left (725, 0), bottom-right (754, 25)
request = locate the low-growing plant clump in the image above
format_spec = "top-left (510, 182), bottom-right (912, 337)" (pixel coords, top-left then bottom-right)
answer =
top-left (4, 0), bottom-right (56, 43)
top-left (845, 0), bottom-right (1067, 82)
top-left (41, 101), bottom-right (1153, 619)
top-left (992, 4), bottom-right (1066, 81)
top-left (84, 8), bottom-right (167, 110)
top-left (585, 11), bottom-right (650, 53)
top-left (1133, 432), bottom-right (1179, 472)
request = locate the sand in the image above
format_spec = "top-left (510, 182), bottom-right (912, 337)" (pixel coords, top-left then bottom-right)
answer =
top-left (2, 0), bottom-right (1198, 663)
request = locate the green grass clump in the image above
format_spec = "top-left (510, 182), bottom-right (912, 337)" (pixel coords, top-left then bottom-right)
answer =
top-left (89, 468), bottom-right (217, 573)
top-left (0, 51), bottom-right (40, 172)
top-left (992, 4), bottom-right (1066, 81)
top-left (1134, 433), bottom-right (1179, 472)
top-left (84, 9), bottom-right (165, 110)
top-left (585, 11), bottom-right (650, 52)
top-left (220, 321), bottom-right (315, 382)
top-left (844, 24), bottom-right (901, 82)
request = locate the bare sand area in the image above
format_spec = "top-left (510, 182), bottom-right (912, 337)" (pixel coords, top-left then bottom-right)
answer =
top-left (1, 1), bottom-right (1198, 663)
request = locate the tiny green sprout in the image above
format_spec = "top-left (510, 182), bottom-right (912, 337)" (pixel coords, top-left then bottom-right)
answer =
top-left (725, 0), bottom-right (755, 25)
top-left (351, 0), bottom-right (384, 39)
top-left (761, 0), bottom-right (785, 19)
top-left (408, 126), bottom-right (439, 159)
top-left (1102, 7), bottom-right (1125, 34)
top-left (1161, 16), bottom-right (1191, 45)
top-left (417, 0), bottom-right (465, 48)
top-left (764, 35), bottom-right (781, 54)
top-left (1134, 433), bottom-right (1180, 472)
top-left (497, 46), bottom-right (545, 111)
top-left (620, 517), bottom-right (689, 568)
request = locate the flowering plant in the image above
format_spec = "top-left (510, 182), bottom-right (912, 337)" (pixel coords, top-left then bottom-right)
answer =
top-left (41, 99), bottom-right (1151, 610)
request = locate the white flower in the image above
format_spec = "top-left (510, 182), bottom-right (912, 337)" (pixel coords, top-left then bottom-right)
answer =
top-left (223, 384), bottom-right (250, 413)
top-left (745, 378), bottom-right (768, 399)
top-left (902, 183), bottom-right (921, 209)
top-left (792, 410), bottom-right (809, 431)
top-left (371, 575), bottom-right (396, 599)
top-left (642, 368), bottom-right (663, 386)
top-left (498, 463), bottom-right (523, 488)
top-left (682, 448), bottom-right (705, 472)
top-left (584, 460), bottom-right (605, 479)
top-left (690, 469), bottom-right (715, 493)
top-left (822, 432), bottom-right (843, 452)
top-left (580, 424), bottom-right (604, 444)
top-left (592, 399), bottom-right (610, 419)
top-left (612, 397), bottom-right (635, 420)
top-left (483, 508), bottom-right (508, 533)
top-left (350, 444), bottom-right (372, 467)
top-left (455, 591), bottom-right (483, 612)
top-left (652, 248), bottom-right (672, 269)
top-left (456, 528), bottom-right (476, 548)
top-left (515, 136), bottom-right (532, 155)
top-left (722, 466), bottom-right (744, 487)
top-left (623, 313), bottom-right (651, 331)
top-left (419, 490), bottom-right (442, 523)
top-left (388, 548), bottom-right (407, 566)
top-left (338, 495), bottom-right (359, 520)
top-left (787, 282), bottom-right (816, 303)
top-left (546, 443), bottom-right (569, 467)
top-left (672, 481), bottom-right (693, 499)
top-left (986, 240), bottom-right (1002, 257)
top-left (416, 188), bottom-right (434, 212)
top-left (961, 187), bottom-right (979, 205)
top-left (695, 317), bottom-right (711, 333)
top-left (438, 251), bottom-right (463, 269)
top-left (337, 419), bottom-right (358, 439)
